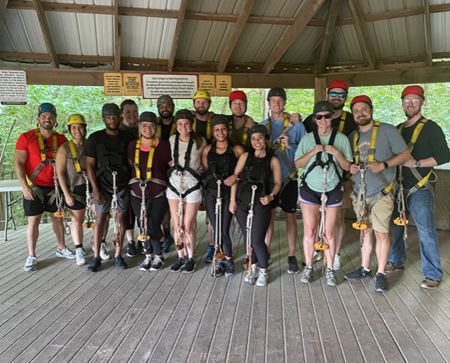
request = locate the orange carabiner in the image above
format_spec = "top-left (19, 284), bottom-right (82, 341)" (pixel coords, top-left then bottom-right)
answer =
top-left (353, 221), bottom-right (367, 230)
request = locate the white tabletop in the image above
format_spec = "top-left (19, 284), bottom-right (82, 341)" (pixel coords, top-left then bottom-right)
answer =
top-left (0, 180), bottom-right (23, 192)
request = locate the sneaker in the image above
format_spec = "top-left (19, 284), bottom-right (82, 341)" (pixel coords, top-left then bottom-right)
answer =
top-left (420, 278), bottom-right (440, 289)
top-left (326, 268), bottom-right (337, 287)
top-left (183, 258), bottom-right (196, 273)
top-left (126, 241), bottom-right (137, 257)
top-left (56, 247), bottom-right (76, 259)
top-left (100, 242), bottom-right (110, 261)
top-left (333, 253), bottom-right (341, 270)
top-left (113, 255), bottom-right (128, 270)
top-left (375, 273), bottom-right (388, 292)
top-left (244, 269), bottom-right (258, 285)
top-left (385, 261), bottom-right (405, 272)
top-left (224, 259), bottom-right (235, 277)
top-left (344, 266), bottom-right (372, 281)
top-left (140, 256), bottom-right (153, 271)
top-left (150, 256), bottom-right (165, 271)
top-left (213, 260), bottom-right (224, 277)
top-left (301, 266), bottom-right (313, 283)
top-left (312, 250), bottom-right (323, 264)
top-left (205, 245), bottom-right (214, 263)
top-left (256, 270), bottom-right (268, 286)
top-left (170, 257), bottom-right (186, 272)
top-left (76, 248), bottom-right (86, 266)
top-left (87, 257), bottom-right (102, 272)
top-left (287, 256), bottom-right (300, 274)
top-left (162, 235), bottom-right (174, 253)
top-left (24, 256), bottom-right (37, 272)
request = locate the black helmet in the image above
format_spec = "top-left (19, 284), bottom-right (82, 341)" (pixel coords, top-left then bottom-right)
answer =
top-left (248, 124), bottom-right (270, 140)
top-left (102, 103), bottom-right (121, 117)
top-left (138, 111), bottom-right (158, 124)
top-left (267, 87), bottom-right (287, 101)
top-left (210, 114), bottom-right (230, 131)
top-left (174, 109), bottom-right (194, 124)
top-left (313, 101), bottom-right (334, 115)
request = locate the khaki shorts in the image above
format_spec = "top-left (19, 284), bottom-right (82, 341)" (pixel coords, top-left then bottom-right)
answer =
top-left (341, 180), bottom-right (353, 209)
top-left (351, 192), bottom-right (394, 233)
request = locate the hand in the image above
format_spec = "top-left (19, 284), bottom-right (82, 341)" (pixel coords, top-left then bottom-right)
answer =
top-left (224, 174), bottom-right (237, 187)
top-left (65, 193), bottom-right (75, 207)
top-left (260, 194), bottom-right (273, 205)
top-left (280, 133), bottom-right (291, 149)
top-left (288, 112), bottom-right (302, 123)
top-left (311, 144), bottom-right (325, 155)
top-left (93, 190), bottom-right (105, 205)
top-left (367, 161), bottom-right (384, 174)
top-left (244, 115), bottom-right (255, 129)
top-left (22, 186), bottom-right (35, 201)
top-left (229, 200), bottom-right (237, 214)
top-left (349, 163), bottom-right (360, 175)
top-left (402, 157), bottom-right (416, 168)
top-left (324, 145), bottom-right (338, 156)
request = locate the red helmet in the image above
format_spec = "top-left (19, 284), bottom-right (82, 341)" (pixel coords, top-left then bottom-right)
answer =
top-left (229, 90), bottom-right (247, 103)
top-left (328, 80), bottom-right (348, 92)
top-left (401, 85), bottom-right (425, 99)
top-left (350, 95), bottom-right (372, 109)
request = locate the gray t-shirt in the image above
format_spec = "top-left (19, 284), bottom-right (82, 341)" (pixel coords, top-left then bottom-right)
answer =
top-left (348, 122), bottom-right (407, 198)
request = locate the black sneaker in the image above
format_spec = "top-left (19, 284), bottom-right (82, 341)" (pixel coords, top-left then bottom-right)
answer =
top-left (138, 240), bottom-right (145, 255)
top-left (183, 258), bottom-right (196, 273)
top-left (224, 259), bottom-right (235, 277)
top-left (140, 256), bottom-right (153, 271)
top-left (170, 257), bottom-right (186, 272)
top-left (150, 256), bottom-right (165, 271)
top-left (114, 255), bottom-right (128, 270)
top-left (344, 266), bottom-right (372, 281)
top-left (213, 260), bottom-right (224, 277)
top-left (87, 257), bottom-right (102, 273)
top-left (127, 241), bottom-right (137, 257)
top-left (375, 273), bottom-right (388, 292)
top-left (287, 256), bottom-right (300, 274)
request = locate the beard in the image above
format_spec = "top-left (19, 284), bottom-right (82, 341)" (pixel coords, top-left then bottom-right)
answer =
top-left (105, 123), bottom-right (119, 131)
top-left (195, 108), bottom-right (208, 116)
top-left (333, 103), bottom-right (344, 110)
top-left (39, 123), bottom-right (54, 131)
top-left (159, 110), bottom-right (173, 120)
top-left (404, 107), bottom-right (421, 120)
top-left (356, 115), bottom-right (372, 126)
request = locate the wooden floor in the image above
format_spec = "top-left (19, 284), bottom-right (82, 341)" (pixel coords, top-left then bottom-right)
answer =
top-left (1, 211), bottom-right (450, 363)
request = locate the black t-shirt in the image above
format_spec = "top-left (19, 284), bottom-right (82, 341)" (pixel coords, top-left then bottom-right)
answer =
top-left (119, 122), bottom-right (139, 139)
top-left (397, 117), bottom-right (450, 189)
top-left (303, 110), bottom-right (357, 136)
top-left (194, 117), bottom-right (212, 144)
top-left (160, 120), bottom-right (176, 141)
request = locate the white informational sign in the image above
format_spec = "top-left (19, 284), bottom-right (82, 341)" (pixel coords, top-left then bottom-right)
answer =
top-left (142, 74), bottom-right (198, 99)
top-left (0, 70), bottom-right (27, 105)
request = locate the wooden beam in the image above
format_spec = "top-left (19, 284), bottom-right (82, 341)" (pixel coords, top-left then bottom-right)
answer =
top-left (168, 0), bottom-right (188, 72)
top-left (424, 0), bottom-right (433, 67)
top-left (32, 0), bottom-right (59, 68)
top-left (314, 77), bottom-right (327, 103)
top-left (113, 0), bottom-right (120, 71)
top-left (348, 0), bottom-right (376, 70)
top-left (0, 0), bottom-right (8, 25)
top-left (217, 0), bottom-right (257, 73)
top-left (315, 0), bottom-right (342, 74)
top-left (262, 0), bottom-right (326, 74)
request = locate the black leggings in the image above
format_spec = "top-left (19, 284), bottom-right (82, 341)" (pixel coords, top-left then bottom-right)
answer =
top-left (204, 193), bottom-right (234, 258)
top-left (130, 194), bottom-right (168, 255)
top-left (235, 204), bottom-right (271, 269)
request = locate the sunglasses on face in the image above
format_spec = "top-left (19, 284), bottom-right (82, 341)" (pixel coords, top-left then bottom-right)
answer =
top-left (315, 113), bottom-right (332, 120)
top-left (329, 92), bottom-right (347, 98)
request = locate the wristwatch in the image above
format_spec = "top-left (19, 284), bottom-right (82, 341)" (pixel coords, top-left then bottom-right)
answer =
top-left (235, 173), bottom-right (240, 180)
top-left (415, 160), bottom-right (421, 168)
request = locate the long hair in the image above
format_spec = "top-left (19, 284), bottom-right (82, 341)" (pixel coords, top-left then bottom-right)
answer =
top-left (190, 130), bottom-right (204, 149)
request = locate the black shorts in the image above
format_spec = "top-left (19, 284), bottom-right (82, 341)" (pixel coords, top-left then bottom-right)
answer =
top-left (66, 184), bottom-right (88, 211)
top-left (299, 184), bottom-right (343, 207)
top-left (23, 185), bottom-right (58, 217)
top-left (273, 180), bottom-right (298, 213)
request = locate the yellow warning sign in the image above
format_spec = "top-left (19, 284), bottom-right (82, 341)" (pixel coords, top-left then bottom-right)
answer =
top-left (104, 73), bottom-right (123, 96)
top-left (123, 73), bottom-right (142, 96)
top-left (198, 75), bottom-right (216, 96)
top-left (215, 75), bottom-right (232, 97)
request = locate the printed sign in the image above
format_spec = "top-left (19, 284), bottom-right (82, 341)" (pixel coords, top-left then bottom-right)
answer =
top-left (198, 75), bottom-right (216, 96)
top-left (142, 74), bottom-right (198, 99)
top-left (123, 73), bottom-right (142, 96)
top-left (0, 70), bottom-right (27, 105)
top-left (216, 75), bottom-right (232, 97)
top-left (104, 73), bottom-right (123, 96)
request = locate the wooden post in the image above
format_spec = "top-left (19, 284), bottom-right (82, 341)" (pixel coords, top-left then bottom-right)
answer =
top-left (314, 77), bottom-right (327, 104)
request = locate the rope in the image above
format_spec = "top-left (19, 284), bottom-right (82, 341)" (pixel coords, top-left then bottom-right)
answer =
top-left (111, 171), bottom-right (121, 247)
top-left (244, 185), bottom-right (257, 285)
top-left (352, 164), bottom-right (367, 246)
top-left (315, 166), bottom-right (329, 251)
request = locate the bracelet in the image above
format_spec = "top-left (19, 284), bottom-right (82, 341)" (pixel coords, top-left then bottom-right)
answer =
top-left (383, 161), bottom-right (389, 170)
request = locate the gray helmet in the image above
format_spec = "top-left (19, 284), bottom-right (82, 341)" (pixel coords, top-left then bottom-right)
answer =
top-left (210, 114), bottom-right (230, 131)
top-left (267, 87), bottom-right (287, 101)
top-left (248, 124), bottom-right (270, 140)
top-left (157, 94), bottom-right (175, 107)
top-left (102, 103), bottom-right (121, 117)
top-left (138, 111), bottom-right (158, 124)
top-left (313, 101), bottom-right (334, 115)
top-left (174, 109), bottom-right (194, 124)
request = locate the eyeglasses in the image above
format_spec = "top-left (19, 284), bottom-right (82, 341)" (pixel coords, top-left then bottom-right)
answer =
top-left (402, 98), bottom-right (421, 105)
top-left (315, 113), bottom-right (332, 120)
top-left (329, 92), bottom-right (347, 98)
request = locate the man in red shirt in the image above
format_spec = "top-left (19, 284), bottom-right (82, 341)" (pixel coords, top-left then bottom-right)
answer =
top-left (15, 103), bottom-right (76, 272)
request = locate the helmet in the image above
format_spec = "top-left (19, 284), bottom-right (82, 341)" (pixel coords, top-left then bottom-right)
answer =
top-left (267, 87), bottom-right (286, 101)
top-left (229, 90), bottom-right (247, 103)
top-left (38, 103), bottom-right (57, 115)
top-left (248, 124), bottom-right (270, 140)
top-left (174, 109), bottom-right (194, 124)
top-left (193, 89), bottom-right (211, 101)
top-left (328, 80), bottom-right (348, 92)
top-left (210, 114), bottom-right (230, 131)
top-left (102, 103), bottom-right (121, 117)
top-left (138, 112), bottom-right (158, 124)
top-left (67, 114), bottom-right (86, 126)
top-left (313, 101), bottom-right (334, 115)
top-left (157, 94), bottom-right (175, 107)
top-left (350, 95), bottom-right (373, 109)
top-left (401, 85), bottom-right (425, 99)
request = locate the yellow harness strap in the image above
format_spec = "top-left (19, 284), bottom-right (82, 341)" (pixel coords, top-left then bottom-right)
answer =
top-left (338, 111), bottom-right (347, 133)
top-left (267, 116), bottom-right (289, 151)
top-left (398, 118), bottom-right (428, 152)
top-left (68, 140), bottom-right (82, 173)
top-left (134, 137), bottom-right (156, 181)
top-left (193, 116), bottom-right (211, 141)
top-left (27, 129), bottom-right (58, 185)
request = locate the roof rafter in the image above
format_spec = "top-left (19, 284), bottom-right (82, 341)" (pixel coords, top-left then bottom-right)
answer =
top-left (31, 0), bottom-right (59, 68)
top-left (113, 0), bottom-right (120, 71)
top-left (348, 0), bottom-right (376, 69)
top-left (262, 0), bottom-right (326, 74)
top-left (0, 0), bottom-right (8, 25)
top-left (424, 0), bottom-right (433, 67)
top-left (168, 0), bottom-right (188, 72)
top-left (217, 0), bottom-right (257, 73)
top-left (315, 0), bottom-right (342, 74)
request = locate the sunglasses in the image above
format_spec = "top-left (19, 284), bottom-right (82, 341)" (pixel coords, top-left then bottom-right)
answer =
top-left (315, 113), bottom-right (332, 120)
top-left (329, 92), bottom-right (347, 98)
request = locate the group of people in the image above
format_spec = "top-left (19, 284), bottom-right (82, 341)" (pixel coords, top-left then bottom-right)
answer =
top-left (14, 81), bottom-right (448, 292)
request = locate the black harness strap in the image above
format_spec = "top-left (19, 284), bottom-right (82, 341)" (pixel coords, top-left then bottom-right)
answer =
top-left (202, 142), bottom-right (235, 188)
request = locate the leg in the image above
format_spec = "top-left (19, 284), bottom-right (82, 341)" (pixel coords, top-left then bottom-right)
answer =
top-left (68, 209), bottom-right (86, 247)
top-left (360, 225), bottom-right (374, 270)
top-left (264, 209), bottom-right (276, 251)
top-left (374, 230), bottom-right (390, 274)
top-left (183, 202), bottom-right (200, 258)
top-left (300, 202), bottom-right (320, 266)
top-left (116, 211), bottom-right (127, 256)
top-left (27, 215), bottom-right (42, 256)
top-left (285, 212), bottom-right (298, 256)
top-left (334, 207), bottom-right (345, 255)
top-left (94, 212), bottom-right (109, 258)
top-left (168, 198), bottom-right (186, 259)
top-left (49, 213), bottom-right (66, 250)
top-left (323, 207), bottom-right (340, 270)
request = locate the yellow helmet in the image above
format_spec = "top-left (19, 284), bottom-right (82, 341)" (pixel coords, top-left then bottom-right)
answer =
top-left (67, 114), bottom-right (86, 126)
top-left (193, 89), bottom-right (211, 101)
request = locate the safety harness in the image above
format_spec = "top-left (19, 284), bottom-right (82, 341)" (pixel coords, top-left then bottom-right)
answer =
top-left (394, 165), bottom-right (408, 241)
top-left (202, 142), bottom-right (235, 196)
top-left (352, 164), bottom-right (368, 246)
top-left (337, 111), bottom-right (347, 133)
top-left (95, 138), bottom-right (128, 193)
top-left (315, 165), bottom-right (330, 252)
top-left (111, 171), bottom-right (121, 247)
top-left (230, 118), bottom-right (248, 146)
top-left (211, 179), bottom-right (226, 277)
top-left (193, 116), bottom-right (211, 142)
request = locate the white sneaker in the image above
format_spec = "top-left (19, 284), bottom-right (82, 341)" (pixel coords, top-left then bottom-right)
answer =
top-left (56, 248), bottom-right (76, 259)
top-left (256, 270), bottom-right (268, 286)
top-left (76, 248), bottom-right (86, 266)
top-left (100, 242), bottom-right (110, 261)
top-left (24, 256), bottom-right (37, 272)
top-left (244, 268), bottom-right (258, 285)
top-left (333, 253), bottom-right (341, 270)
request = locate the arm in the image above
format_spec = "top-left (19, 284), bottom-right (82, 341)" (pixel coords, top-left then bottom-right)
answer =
top-left (201, 145), bottom-right (211, 173)
top-left (229, 152), bottom-right (248, 214)
top-left (224, 145), bottom-right (245, 187)
top-left (261, 157), bottom-right (282, 206)
top-left (14, 149), bottom-right (35, 200)
top-left (324, 145), bottom-right (352, 171)
top-left (86, 156), bottom-right (105, 205)
top-left (55, 146), bottom-right (75, 207)
top-left (368, 149), bottom-right (411, 174)
top-left (295, 145), bottom-right (323, 168)
top-left (402, 156), bottom-right (437, 168)
top-left (244, 116), bottom-right (255, 129)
